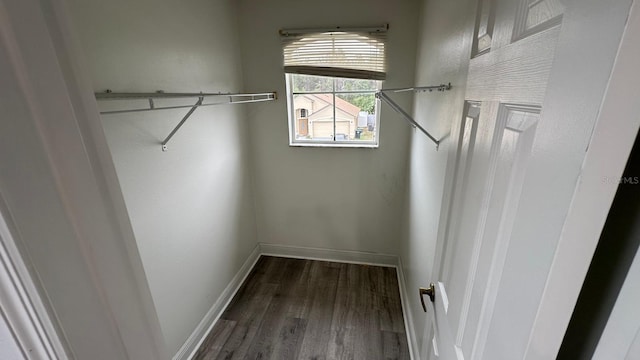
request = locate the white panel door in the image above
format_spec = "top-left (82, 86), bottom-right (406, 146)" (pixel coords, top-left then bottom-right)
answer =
top-left (0, 315), bottom-right (24, 360)
top-left (425, 0), bottom-right (633, 359)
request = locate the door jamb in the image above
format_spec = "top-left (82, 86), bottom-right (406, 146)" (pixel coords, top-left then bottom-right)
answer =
top-left (525, 1), bottom-right (640, 357)
top-left (0, 198), bottom-right (69, 359)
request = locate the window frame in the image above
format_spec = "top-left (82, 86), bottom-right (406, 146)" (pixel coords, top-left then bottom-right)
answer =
top-left (285, 74), bottom-right (382, 148)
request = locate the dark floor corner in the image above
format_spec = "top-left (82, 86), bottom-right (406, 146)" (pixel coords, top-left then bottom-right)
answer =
top-left (193, 256), bottom-right (410, 360)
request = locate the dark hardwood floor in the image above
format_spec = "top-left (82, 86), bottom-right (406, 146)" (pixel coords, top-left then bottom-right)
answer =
top-left (193, 256), bottom-right (410, 360)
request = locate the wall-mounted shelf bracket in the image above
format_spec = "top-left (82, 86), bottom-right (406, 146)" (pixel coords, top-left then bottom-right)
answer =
top-left (376, 83), bottom-right (451, 150)
top-left (95, 91), bottom-right (277, 151)
top-left (161, 96), bottom-right (203, 152)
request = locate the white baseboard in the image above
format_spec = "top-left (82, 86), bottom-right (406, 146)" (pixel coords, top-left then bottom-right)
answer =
top-left (258, 242), bottom-right (398, 267)
top-left (174, 242), bottom-right (419, 360)
top-left (173, 244), bottom-right (261, 360)
top-left (259, 242), bottom-right (419, 360)
top-left (396, 257), bottom-right (420, 360)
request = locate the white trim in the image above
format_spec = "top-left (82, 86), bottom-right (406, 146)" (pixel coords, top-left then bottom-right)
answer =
top-left (285, 74), bottom-right (382, 148)
top-left (51, 2), bottom-right (168, 352)
top-left (258, 242), bottom-right (398, 267)
top-left (397, 257), bottom-right (420, 360)
top-left (0, 202), bottom-right (68, 359)
top-left (174, 245), bottom-right (262, 360)
top-left (259, 243), bottom-right (417, 359)
top-left (524, 0), bottom-right (640, 357)
top-left (288, 142), bottom-right (379, 149)
top-left (0, 0), bottom-right (168, 358)
top-left (258, 243), bottom-right (416, 359)
top-left (176, 243), bottom-right (419, 360)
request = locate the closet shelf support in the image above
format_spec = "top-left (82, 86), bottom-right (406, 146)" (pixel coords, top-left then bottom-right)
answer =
top-left (376, 83), bottom-right (451, 150)
top-left (94, 91), bottom-right (277, 151)
top-left (161, 97), bottom-right (203, 152)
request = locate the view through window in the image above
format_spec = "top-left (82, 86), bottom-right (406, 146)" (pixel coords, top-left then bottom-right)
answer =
top-left (287, 74), bottom-right (381, 146)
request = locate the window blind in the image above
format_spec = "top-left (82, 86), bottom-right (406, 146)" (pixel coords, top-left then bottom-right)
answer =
top-left (281, 27), bottom-right (387, 80)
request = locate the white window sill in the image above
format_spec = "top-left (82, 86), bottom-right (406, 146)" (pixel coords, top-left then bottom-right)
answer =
top-left (289, 141), bottom-right (379, 149)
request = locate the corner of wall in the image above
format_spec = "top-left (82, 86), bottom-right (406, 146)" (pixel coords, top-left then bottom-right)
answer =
top-left (173, 244), bottom-right (262, 360)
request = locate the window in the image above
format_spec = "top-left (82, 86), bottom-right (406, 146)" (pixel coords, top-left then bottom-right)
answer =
top-left (287, 74), bottom-right (381, 145)
top-left (281, 26), bottom-right (387, 147)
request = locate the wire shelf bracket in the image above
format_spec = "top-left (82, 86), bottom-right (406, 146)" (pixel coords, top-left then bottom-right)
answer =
top-left (376, 83), bottom-right (451, 150)
top-left (95, 91), bottom-right (277, 151)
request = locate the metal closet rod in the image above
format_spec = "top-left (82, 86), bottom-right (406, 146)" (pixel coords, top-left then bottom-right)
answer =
top-left (95, 91), bottom-right (277, 114)
top-left (379, 83), bottom-right (452, 93)
top-left (376, 83), bottom-right (452, 150)
top-left (94, 91), bottom-right (277, 151)
top-left (95, 91), bottom-right (277, 101)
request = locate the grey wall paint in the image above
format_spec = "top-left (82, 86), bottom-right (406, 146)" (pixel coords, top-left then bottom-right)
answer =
top-left (237, 0), bottom-right (420, 255)
top-left (67, 0), bottom-right (258, 355)
top-left (1, 0), bottom-right (168, 357)
top-left (399, 0), bottom-right (475, 356)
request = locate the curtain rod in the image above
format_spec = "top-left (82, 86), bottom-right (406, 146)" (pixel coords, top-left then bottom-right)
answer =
top-left (280, 24), bottom-right (388, 36)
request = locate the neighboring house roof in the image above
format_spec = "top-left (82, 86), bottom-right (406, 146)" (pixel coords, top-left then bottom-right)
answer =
top-left (310, 93), bottom-right (361, 118)
top-left (298, 94), bottom-right (361, 119)
top-left (308, 104), bottom-right (358, 122)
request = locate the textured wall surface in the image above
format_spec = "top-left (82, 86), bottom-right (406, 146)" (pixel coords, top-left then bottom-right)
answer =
top-left (238, 0), bottom-right (420, 255)
top-left (399, 0), bottom-right (475, 357)
top-left (68, 0), bottom-right (258, 354)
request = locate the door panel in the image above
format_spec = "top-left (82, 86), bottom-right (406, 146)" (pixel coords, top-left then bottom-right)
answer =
top-left (431, 282), bottom-right (463, 360)
top-left (465, 27), bottom-right (558, 104)
top-left (425, 0), bottom-right (635, 358)
top-left (298, 119), bottom-right (308, 136)
top-left (472, 0), bottom-right (496, 57)
top-left (464, 104), bottom-right (540, 358)
top-left (430, 0), bottom-right (563, 358)
top-left (513, 0), bottom-right (564, 40)
top-left (445, 102), bottom-right (498, 343)
top-left (440, 102), bottom-right (481, 285)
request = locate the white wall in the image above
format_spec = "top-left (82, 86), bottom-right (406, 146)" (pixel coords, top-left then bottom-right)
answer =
top-left (67, 0), bottom-right (258, 355)
top-left (238, 0), bottom-right (420, 255)
top-left (0, 0), bottom-right (166, 358)
top-left (399, 0), bottom-right (475, 357)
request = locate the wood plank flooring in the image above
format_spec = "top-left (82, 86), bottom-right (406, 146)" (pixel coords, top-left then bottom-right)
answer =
top-left (193, 256), bottom-right (410, 360)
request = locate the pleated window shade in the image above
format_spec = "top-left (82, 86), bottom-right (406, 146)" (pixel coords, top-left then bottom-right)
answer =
top-left (281, 29), bottom-right (387, 80)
